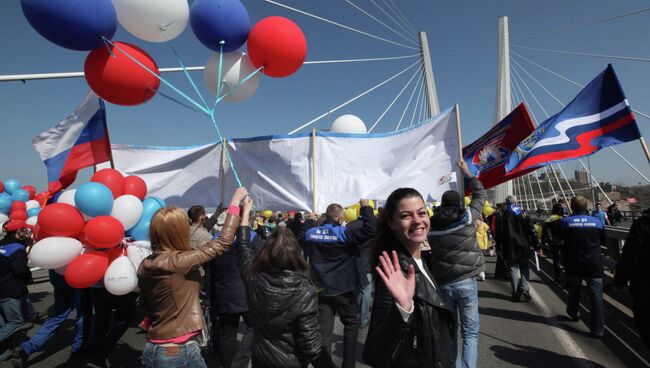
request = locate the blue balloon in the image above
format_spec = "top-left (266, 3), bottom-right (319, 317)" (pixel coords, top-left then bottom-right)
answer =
top-left (21, 0), bottom-right (117, 51)
top-left (142, 197), bottom-right (166, 217)
top-left (0, 193), bottom-right (10, 200)
top-left (129, 218), bottom-right (151, 241)
top-left (75, 182), bottom-right (114, 217)
top-left (0, 197), bottom-right (11, 214)
top-left (11, 189), bottom-right (30, 203)
top-left (190, 0), bottom-right (251, 52)
top-left (27, 207), bottom-right (41, 218)
top-left (3, 179), bottom-right (21, 195)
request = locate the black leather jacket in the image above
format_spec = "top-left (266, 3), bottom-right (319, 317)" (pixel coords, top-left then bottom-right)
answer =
top-left (236, 226), bottom-right (335, 368)
top-left (363, 248), bottom-right (455, 368)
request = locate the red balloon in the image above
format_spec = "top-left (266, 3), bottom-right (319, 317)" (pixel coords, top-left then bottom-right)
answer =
top-left (21, 186), bottom-right (37, 200)
top-left (247, 17), bottom-right (307, 78)
top-left (11, 201), bottom-right (26, 212)
top-left (124, 176), bottom-right (147, 200)
top-left (34, 192), bottom-right (48, 207)
top-left (33, 224), bottom-right (52, 241)
top-left (64, 252), bottom-right (110, 288)
top-left (0, 182), bottom-right (4, 193)
top-left (84, 41), bottom-right (160, 106)
top-left (10, 210), bottom-right (28, 221)
top-left (38, 203), bottom-right (85, 237)
top-left (91, 169), bottom-right (125, 198)
top-left (83, 216), bottom-right (124, 249)
top-left (106, 246), bottom-right (125, 263)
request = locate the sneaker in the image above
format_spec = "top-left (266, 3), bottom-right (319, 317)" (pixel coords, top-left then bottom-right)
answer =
top-left (566, 308), bottom-right (580, 322)
top-left (589, 331), bottom-right (604, 339)
top-left (10, 346), bottom-right (28, 368)
top-left (521, 290), bottom-right (532, 301)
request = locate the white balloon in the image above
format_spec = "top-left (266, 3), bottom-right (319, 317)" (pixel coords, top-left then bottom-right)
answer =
top-left (29, 237), bottom-right (83, 269)
top-left (57, 190), bottom-right (76, 206)
top-left (0, 213), bottom-right (9, 224)
top-left (330, 115), bottom-right (367, 134)
top-left (112, 0), bottom-right (189, 42)
top-left (111, 195), bottom-right (144, 231)
top-left (26, 216), bottom-right (38, 226)
top-left (25, 200), bottom-right (40, 210)
top-left (127, 241), bottom-right (152, 270)
top-left (104, 256), bottom-right (138, 296)
top-left (204, 52), bottom-right (260, 103)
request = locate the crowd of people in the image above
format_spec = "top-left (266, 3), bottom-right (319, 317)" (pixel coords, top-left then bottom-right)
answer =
top-left (1, 163), bottom-right (649, 367)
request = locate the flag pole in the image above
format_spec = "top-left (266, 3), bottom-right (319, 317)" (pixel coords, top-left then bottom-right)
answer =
top-left (311, 128), bottom-right (318, 214)
top-left (639, 137), bottom-right (650, 166)
top-left (455, 104), bottom-right (465, 196)
top-left (220, 138), bottom-right (227, 207)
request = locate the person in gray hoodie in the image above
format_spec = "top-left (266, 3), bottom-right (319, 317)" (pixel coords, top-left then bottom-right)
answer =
top-left (428, 161), bottom-right (486, 368)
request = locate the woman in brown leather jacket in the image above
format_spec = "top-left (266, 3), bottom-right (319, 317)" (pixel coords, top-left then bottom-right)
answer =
top-left (137, 187), bottom-right (249, 368)
top-left (235, 197), bottom-right (335, 368)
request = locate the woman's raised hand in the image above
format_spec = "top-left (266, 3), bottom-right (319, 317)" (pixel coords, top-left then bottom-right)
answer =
top-left (375, 250), bottom-right (415, 311)
top-left (231, 187), bottom-right (249, 206)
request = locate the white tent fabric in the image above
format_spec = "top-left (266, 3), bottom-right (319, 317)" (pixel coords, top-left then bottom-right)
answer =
top-left (111, 107), bottom-right (461, 212)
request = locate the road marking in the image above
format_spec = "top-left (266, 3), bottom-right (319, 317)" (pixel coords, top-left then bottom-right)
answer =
top-left (528, 287), bottom-right (594, 368)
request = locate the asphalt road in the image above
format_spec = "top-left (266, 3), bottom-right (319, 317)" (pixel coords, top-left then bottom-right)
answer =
top-left (3, 254), bottom-right (649, 368)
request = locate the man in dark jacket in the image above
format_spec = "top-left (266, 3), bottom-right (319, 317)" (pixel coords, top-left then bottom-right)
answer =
top-left (614, 208), bottom-right (650, 348)
top-left (345, 211), bottom-right (377, 329)
top-left (206, 228), bottom-right (263, 368)
top-left (0, 222), bottom-right (30, 362)
top-left (561, 196), bottom-right (606, 338)
top-left (428, 161), bottom-right (486, 368)
top-left (496, 195), bottom-right (538, 302)
top-left (302, 200), bottom-right (376, 368)
top-left (542, 203), bottom-right (565, 283)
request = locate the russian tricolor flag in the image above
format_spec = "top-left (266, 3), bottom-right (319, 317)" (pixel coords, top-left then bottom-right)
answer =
top-left (32, 92), bottom-right (113, 194)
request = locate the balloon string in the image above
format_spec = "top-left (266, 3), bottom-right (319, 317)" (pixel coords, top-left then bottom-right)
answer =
top-left (101, 37), bottom-right (116, 58)
top-left (208, 111), bottom-right (242, 187)
top-left (159, 30), bottom-right (211, 112)
top-left (214, 66), bottom-right (264, 105)
top-left (154, 88), bottom-right (209, 116)
top-left (211, 43), bottom-right (226, 113)
top-left (100, 37), bottom-right (211, 116)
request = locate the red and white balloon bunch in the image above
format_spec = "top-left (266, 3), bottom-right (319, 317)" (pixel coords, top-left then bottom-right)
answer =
top-left (29, 169), bottom-right (162, 295)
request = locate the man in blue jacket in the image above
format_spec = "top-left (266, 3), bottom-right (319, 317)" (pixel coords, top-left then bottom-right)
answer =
top-left (302, 199), bottom-right (376, 368)
top-left (561, 196), bottom-right (606, 338)
top-left (0, 222), bottom-right (31, 362)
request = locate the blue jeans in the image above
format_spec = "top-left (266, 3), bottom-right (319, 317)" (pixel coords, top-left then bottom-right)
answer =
top-left (21, 287), bottom-right (85, 355)
top-left (566, 276), bottom-right (605, 335)
top-left (510, 258), bottom-right (530, 296)
top-left (0, 297), bottom-right (25, 360)
top-left (357, 273), bottom-right (373, 327)
top-left (142, 340), bottom-right (207, 368)
top-left (440, 278), bottom-right (479, 368)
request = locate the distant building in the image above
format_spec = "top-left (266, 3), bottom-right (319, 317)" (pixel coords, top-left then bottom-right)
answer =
top-left (574, 170), bottom-right (589, 185)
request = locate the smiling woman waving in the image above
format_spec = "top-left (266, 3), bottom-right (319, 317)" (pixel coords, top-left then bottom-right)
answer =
top-left (363, 187), bottom-right (456, 368)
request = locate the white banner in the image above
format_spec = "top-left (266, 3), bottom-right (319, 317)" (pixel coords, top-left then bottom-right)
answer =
top-left (112, 143), bottom-right (222, 208)
top-left (315, 107), bottom-right (461, 210)
top-left (110, 107), bottom-right (461, 212)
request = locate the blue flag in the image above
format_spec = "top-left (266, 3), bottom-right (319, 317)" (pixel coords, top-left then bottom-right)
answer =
top-left (505, 64), bottom-right (640, 174)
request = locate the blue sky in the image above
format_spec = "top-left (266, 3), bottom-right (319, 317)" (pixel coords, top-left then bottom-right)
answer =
top-left (1, 0), bottom-right (650, 190)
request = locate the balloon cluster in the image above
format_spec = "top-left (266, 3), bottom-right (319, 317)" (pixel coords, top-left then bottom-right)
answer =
top-left (28, 169), bottom-right (162, 295)
top-left (343, 200), bottom-right (377, 223)
top-left (21, 0), bottom-right (308, 106)
top-left (0, 179), bottom-right (47, 229)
